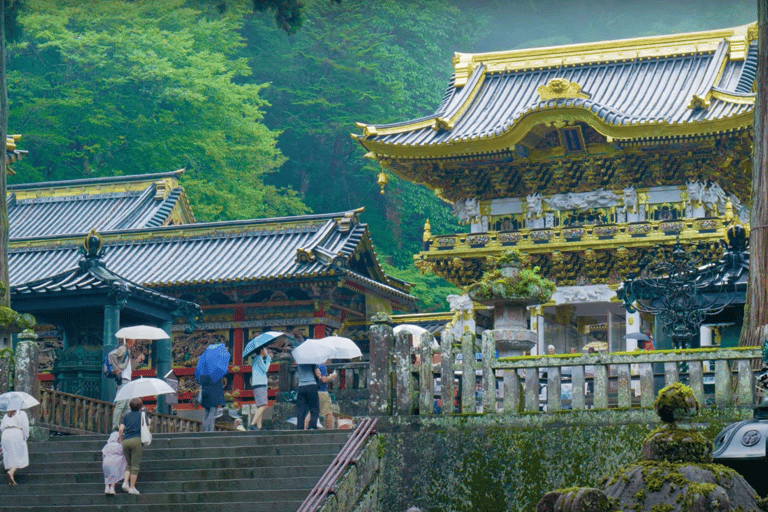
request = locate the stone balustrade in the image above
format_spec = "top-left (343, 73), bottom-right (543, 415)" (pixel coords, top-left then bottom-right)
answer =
top-left (387, 330), bottom-right (761, 416)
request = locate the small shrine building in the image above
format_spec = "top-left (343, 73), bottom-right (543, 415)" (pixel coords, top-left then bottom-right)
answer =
top-left (7, 170), bottom-right (415, 406)
top-left (354, 23), bottom-right (757, 353)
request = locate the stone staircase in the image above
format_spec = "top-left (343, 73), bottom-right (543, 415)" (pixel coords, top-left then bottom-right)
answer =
top-left (0, 429), bottom-right (352, 511)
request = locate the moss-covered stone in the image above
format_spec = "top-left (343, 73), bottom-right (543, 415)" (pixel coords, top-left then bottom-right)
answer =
top-left (654, 382), bottom-right (699, 424)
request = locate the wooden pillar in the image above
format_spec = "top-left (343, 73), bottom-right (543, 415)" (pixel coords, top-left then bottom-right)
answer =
top-left (101, 304), bottom-right (120, 402)
top-left (155, 320), bottom-right (173, 415)
top-left (232, 307), bottom-right (244, 391)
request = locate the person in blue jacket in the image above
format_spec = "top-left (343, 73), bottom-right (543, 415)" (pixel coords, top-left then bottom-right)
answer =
top-left (249, 347), bottom-right (272, 431)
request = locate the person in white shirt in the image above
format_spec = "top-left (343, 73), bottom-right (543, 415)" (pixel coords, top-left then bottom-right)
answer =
top-left (1, 401), bottom-right (29, 485)
top-left (111, 338), bottom-right (145, 431)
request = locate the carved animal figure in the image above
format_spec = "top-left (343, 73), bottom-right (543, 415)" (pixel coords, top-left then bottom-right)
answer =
top-left (621, 186), bottom-right (638, 213)
top-left (526, 193), bottom-right (543, 218)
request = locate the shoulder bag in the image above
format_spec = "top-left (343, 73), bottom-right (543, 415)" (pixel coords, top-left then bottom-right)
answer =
top-left (140, 411), bottom-right (152, 446)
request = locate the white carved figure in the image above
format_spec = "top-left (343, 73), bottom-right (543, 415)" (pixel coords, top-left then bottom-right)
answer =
top-left (547, 188), bottom-right (620, 211)
top-left (584, 188), bottom-right (621, 207)
top-left (526, 193), bottom-right (543, 218)
top-left (686, 180), bottom-right (704, 204)
top-left (452, 198), bottom-right (480, 225)
top-left (447, 294), bottom-right (473, 312)
top-left (702, 182), bottom-right (727, 214)
top-left (545, 212), bottom-right (555, 228)
top-left (621, 186), bottom-right (638, 213)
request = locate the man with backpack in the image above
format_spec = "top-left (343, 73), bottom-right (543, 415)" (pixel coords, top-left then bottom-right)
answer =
top-left (110, 339), bottom-right (146, 431)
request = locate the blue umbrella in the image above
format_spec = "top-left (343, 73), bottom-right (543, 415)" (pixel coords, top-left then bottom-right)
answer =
top-left (195, 343), bottom-right (231, 383)
top-left (243, 331), bottom-right (285, 359)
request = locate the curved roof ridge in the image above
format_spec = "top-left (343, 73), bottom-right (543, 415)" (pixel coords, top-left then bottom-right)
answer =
top-left (110, 184), bottom-right (157, 230)
top-left (8, 169), bottom-right (185, 190)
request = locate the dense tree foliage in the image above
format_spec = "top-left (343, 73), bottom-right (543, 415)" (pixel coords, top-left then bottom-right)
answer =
top-left (3, 0), bottom-right (757, 311)
top-left (7, 0), bottom-right (307, 220)
top-left (241, 0), bottom-right (478, 267)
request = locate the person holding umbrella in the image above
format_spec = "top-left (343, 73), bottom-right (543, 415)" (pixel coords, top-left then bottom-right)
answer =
top-left (1, 399), bottom-right (29, 485)
top-left (248, 347), bottom-right (272, 431)
top-left (111, 338), bottom-right (146, 431)
top-left (195, 343), bottom-right (230, 432)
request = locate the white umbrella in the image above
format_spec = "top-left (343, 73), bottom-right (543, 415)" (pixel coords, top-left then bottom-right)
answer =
top-left (115, 325), bottom-right (169, 340)
top-left (292, 339), bottom-right (336, 365)
top-left (114, 377), bottom-right (176, 402)
top-left (393, 324), bottom-right (438, 349)
top-left (317, 336), bottom-right (362, 360)
top-left (0, 391), bottom-right (39, 411)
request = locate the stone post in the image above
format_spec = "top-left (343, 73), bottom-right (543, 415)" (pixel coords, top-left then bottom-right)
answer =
top-left (481, 331), bottom-right (495, 413)
top-left (368, 312), bottom-right (393, 416)
top-left (13, 330), bottom-right (39, 419)
top-left (419, 333), bottom-right (433, 416)
top-left (461, 332), bottom-right (475, 413)
top-left (0, 342), bottom-right (12, 394)
top-left (440, 331), bottom-right (454, 415)
top-left (394, 330), bottom-right (412, 415)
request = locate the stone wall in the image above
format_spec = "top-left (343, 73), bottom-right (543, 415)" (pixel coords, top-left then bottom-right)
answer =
top-left (373, 408), bottom-right (751, 512)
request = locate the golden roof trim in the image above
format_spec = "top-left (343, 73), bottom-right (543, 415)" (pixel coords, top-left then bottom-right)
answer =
top-left (453, 22), bottom-right (755, 78)
top-left (359, 108), bottom-right (754, 161)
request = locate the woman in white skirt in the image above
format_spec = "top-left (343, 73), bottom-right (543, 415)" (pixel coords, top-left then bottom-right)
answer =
top-left (1, 401), bottom-right (29, 485)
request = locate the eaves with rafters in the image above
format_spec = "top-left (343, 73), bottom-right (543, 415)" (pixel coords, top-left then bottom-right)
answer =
top-left (353, 23), bottom-right (757, 291)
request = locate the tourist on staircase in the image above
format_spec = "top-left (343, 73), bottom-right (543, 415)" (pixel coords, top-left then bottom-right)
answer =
top-left (248, 347), bottom-right (272, 431)
top-left (296, 364), bottom-right (320, 430)
top-left (198, 374), bottom-right (224, 432)
top-left (102, 431), bottom-right (127, 495)
top-left (117, 398), bottom-right (146, 494)
top-left (110, 338), bottom-right (146, 431)
top-left (1, 400), bottom-right (29, 485)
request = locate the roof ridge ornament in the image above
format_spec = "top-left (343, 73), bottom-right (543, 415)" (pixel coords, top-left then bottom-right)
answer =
top-left (537, 78), bottom-right (590, 101)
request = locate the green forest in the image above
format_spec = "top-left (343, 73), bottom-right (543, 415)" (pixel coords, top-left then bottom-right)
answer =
top-left (5, 0), bottom-right (757, 311)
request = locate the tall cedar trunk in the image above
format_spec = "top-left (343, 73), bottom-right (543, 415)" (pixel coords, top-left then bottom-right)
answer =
top-left (0, 0), bottom-right (9, 308)
top-left (743, 0), bottom-right (768, 347)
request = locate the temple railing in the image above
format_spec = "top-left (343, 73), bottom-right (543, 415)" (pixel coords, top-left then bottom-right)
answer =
top-left (38, 389), bottom-right (231, 435)
top-left (390, 332), bottom-right (761, 416)
top-left (422, 217), bottom-right (726, 256)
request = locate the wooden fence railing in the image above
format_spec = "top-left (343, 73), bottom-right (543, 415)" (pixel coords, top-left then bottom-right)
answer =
top-left (392, 331), bottom-right (763, 416)
top-left (38, 389), bottom-right (230, 435)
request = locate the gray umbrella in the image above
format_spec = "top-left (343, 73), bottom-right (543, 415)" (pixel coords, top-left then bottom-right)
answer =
top-left (623, 332), bottom-right (651, 341)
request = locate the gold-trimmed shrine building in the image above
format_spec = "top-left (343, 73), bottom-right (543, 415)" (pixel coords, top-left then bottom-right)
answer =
top-left (6, 170), bottom-right (415, 405)
top-left (354, 23), bottom-right (757, 353)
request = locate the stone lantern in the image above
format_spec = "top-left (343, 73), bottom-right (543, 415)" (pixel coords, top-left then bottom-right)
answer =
top-left (466, 250), bottom-right (555, 358)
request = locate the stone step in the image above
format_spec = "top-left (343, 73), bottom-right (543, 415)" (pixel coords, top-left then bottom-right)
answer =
top-left (7, 464), bottom-right (330, 484)
top-left (28, 441), bottom-right (346, 462)
top-left (27, 452), bottom-right (338, 473)
top-left (33, 430), bottom-right (351, 451)
top-left (0, 500), bottom-right (305, 512)
top-left (0, 475), bottom-right (321, 496)
top-left (0, 487), bottom-right (311, 506)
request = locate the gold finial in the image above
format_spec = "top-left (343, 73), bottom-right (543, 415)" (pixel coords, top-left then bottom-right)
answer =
top-left (377, 171), bottom-right (388, 194)
top-left (537, 78), bottom-right (589, 101)
top-left (423, 219), bottom-right (432, 242)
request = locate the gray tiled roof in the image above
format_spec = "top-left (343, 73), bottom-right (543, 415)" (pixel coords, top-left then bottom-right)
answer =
top-left (7, 170), bottom-right (189, 238)
top-left (11, 255), bottom-right (201, 316)
top-left (359, 39), bottom-right (757, 148)
top-left (9, 211), bottom-right (414, 302)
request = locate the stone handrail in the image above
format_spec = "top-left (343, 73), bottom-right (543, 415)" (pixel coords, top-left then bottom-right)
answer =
top-left (390, 330), bottom-right (761, 416)
top-left (39, 388), bottom-right (229, 434)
